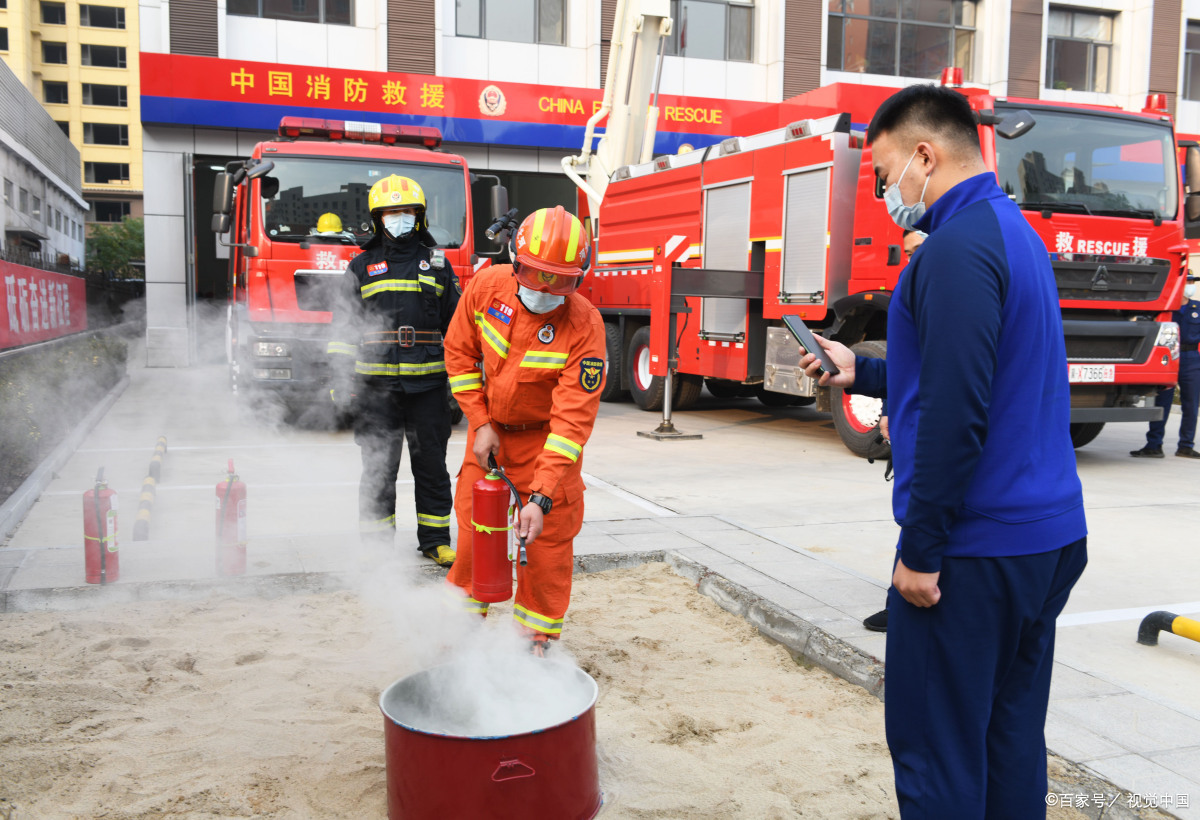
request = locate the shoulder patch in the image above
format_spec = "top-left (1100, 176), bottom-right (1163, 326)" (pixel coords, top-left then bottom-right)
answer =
top-left (580, 356), bottom-right (605, 393)
top-left (367, 261), bottom-right (388, 276)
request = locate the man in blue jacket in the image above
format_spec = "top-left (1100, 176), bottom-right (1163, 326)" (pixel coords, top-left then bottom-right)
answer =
top-left (801, 84), bottom-right (1088, 819)
top-left (1131, 274), bottom-right (1200, 459)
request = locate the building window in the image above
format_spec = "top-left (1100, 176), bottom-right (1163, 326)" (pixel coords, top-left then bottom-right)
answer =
top-left (85, 163), bottom-right (130, 184)
top-left (82, 83), bottom-right (127, 107)
top-left (33, 196), bottom-right (42, 220)
top-left (1184, 22), bottom-right (1200, 101)
top-left (0, 27), bottom-right (8, 52)
top-left (3, 179), bottom-right (11, 205)
top-left (56, 210), bottom-right (64, 232)
top-left (79, 4), bottom-right (125, 27)
top-left (1046, 7), bottom-right (1112, 92)
top-left (41, 1), bottom-right (66, 24)
top-left (81, 44), bottom-right (127, 68)
top-left (19, 187), bottom-right (29, 214)
top-left (660, 0), bottom-right (753, 61)
top-left (457, 0), bottom-right (567, 45)
top-left (827, 0), bottom-right (975, 79)
top-left (93, 201), bottom-right (131, 221)
top-left (56, 121), bottom-right (70, 137)
top-left (44, 81), bottom-right (69, 104)
top-left (227, 0), bottom-right (352, 25)
top-left (84, 123), bottom-right (129, 145)
top-left (42, 41), bottom-right (69, 63)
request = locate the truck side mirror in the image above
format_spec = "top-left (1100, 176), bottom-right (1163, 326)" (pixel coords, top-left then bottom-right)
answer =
top-left (247, 160), bottom-right (274, 180)
top-left (490, 184), bottom-right (510, 219)
top-left (243, 245), bottom-right (259, 258)
top-left (212, 213), bottom-right (230, 234)
top-left (1186, 146), bottom-right (1200, 236)
top-left (995, 110), bottom-right (1035, 140)
top-left (260, 176), bottom-right (280, 199)
top-left (213, 172), bottom-right (234, 215)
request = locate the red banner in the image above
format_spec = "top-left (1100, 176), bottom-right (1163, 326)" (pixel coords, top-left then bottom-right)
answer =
top-left (140, 53), bottom-right (778, 151)
top-left (0, 261), bottom-right (88, 351)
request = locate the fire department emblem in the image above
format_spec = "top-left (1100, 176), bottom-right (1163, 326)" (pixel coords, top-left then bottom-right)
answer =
top-left (419, 260), bottom-right (431, 270)
top-left (580, 356), bottom-right (605, 393)
top-left (479, 85), bottom-right (507, 117)
top-left (538, 323), bottom-right (555, 344)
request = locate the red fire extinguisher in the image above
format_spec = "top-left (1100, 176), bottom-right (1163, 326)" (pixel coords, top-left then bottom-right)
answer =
top-left (83, 467), bottom-right (118, 584)
top-left (472, 455), bottom-right (528, 603)
top-left (216, 459), bottom-right (247, 576)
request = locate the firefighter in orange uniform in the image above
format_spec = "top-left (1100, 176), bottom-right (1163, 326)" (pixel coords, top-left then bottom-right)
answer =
top-left (444, 206), bottom-right (605, 653)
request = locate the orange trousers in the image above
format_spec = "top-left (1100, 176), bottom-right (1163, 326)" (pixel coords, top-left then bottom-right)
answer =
top-left (446, 427), bottom-right (585, 637)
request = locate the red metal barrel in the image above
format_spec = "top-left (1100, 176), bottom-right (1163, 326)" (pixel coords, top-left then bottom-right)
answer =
top-left (380, 664), bottom-right (601, 820)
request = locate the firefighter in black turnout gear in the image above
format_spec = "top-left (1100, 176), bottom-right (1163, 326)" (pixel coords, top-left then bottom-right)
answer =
top-left (327, 174), bottom-right (460, 566)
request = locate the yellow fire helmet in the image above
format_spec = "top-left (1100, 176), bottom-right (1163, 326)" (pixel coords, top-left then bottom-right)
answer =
top-left (368, 175), bottom-right (426, 214)
top-left (316, 212), bottom-right (343, 233)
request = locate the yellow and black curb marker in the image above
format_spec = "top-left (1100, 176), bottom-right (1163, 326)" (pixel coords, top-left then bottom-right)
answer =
top-left (1137, 611), bottom-right (1200, 647)
top-left (131, 436), bottom-right (167, 541)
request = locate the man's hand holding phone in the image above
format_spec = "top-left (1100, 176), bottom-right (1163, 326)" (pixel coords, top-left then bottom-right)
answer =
top-left (797, 335), bottom-right (856, 388)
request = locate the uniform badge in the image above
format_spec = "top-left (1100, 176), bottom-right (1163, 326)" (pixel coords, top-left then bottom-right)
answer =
top-left (538, 323), bottom-right (555, 344)
top-left (367, 261), bottom-right (388, 276)
top-left (454, 276), bottom-right (463, 295)
top-left (580, 357), bottom-right (605, 393)
top-left (419, 260), bottom-right (431, 271)
top-left (488, 300), bottom-right (514, 325)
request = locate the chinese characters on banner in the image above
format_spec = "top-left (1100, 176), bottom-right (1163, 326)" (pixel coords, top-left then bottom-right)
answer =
top-left (230, 66), bottom-right (448, 111)
top-left (0, 261), bottom-right (88, 351)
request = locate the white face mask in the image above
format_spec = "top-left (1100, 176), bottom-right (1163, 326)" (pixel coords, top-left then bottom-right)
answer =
top-left (1186, 283), bottom-right (1197, 300)
top-left (884, 150), bottom-right (931, 231)
top-left (518, 284), bottom-right (565, 314)
top-left (383, 212), bottom-right (416, 238)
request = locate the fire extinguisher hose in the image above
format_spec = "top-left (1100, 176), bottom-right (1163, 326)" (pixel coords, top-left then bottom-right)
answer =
top-left (94, 466), bottom-right (106, 586)
top-left (486, 454), bottom-right (528, 566)
top-left (218, 459), bottom-right (236, 543)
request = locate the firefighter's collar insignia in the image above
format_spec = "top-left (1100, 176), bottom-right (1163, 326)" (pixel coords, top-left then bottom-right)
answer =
top-left (580, 356), bottom-right (604, 393)
top-left (538, 323), bottom-right (555, 344)
top-left (419, 259), bottom-right (431, 271)
top-left (367, 261), bottom-right (388, 276)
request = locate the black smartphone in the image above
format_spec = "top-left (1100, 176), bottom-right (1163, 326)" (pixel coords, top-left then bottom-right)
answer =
top-left (782, 315), bottom-right (840, 376)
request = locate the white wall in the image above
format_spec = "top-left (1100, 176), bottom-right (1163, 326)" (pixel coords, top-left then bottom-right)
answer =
top-left (0, 139), bottom-right (88, 263)
top-left (1177, 0), bottom-right (1200, 135)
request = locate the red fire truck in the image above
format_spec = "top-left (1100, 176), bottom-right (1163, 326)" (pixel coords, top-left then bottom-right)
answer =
top-left (212, 117), bottom-right (504, 417)
top-left (579, 78), bottom-right (1197, 456)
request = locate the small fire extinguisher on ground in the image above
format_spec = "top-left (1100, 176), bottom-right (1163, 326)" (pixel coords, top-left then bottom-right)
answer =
top-left (471, 455), bottom-right (528, 603)
top-left (83, 467), bottom-right (119, 584)
top-left (216, 459), bottom-right (247, 576)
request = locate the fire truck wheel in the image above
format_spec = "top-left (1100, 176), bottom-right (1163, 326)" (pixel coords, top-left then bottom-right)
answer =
top-left (601, 322), bottom-right (629, 402)
top-left (627, 326), bottom-right (666, 411)
top-left (755, 386), bottom-right (795, 407)
top-left (674, 374), bottom-right (703, 410)
top-left (831, 340), bottom-right (891, 460)
top-left (705, 378), bottom-right (751, 399)
top-left (1068, 422), bottom-right (1105, 449)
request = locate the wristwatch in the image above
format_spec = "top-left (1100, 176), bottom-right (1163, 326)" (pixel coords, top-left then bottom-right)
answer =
top-left (528, 493), bottom-right (552, 515)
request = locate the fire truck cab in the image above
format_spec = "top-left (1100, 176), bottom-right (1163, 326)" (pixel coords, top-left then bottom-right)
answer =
top-left (212, 117), bottom-right (500, 419)
top-left (587, 81), bottom-right (1197, 456)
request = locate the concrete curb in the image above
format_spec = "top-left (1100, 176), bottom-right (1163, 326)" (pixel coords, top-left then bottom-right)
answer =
top-left (0, 374), bottom-right (130, 545)
top-left (0, 547), bottom-right (1177, 819)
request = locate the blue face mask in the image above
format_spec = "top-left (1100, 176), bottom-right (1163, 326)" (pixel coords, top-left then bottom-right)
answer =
top-left (383, 212), bottom-right (416, 239)
top-left (884, 150), bottom-right (931, 231)
top-left (518, 285), bottom-right (565, 314)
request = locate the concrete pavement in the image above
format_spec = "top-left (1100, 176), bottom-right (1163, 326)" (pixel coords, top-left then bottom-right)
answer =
top-left (2, 347), bottom-right (1198, 819)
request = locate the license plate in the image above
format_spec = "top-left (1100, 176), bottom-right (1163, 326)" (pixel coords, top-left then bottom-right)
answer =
top-left (1068, 364), bottom-right (1115, 383)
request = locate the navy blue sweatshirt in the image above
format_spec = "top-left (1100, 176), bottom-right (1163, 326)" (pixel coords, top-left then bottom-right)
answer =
top-left (852, 172), bottom-right (1087, 572)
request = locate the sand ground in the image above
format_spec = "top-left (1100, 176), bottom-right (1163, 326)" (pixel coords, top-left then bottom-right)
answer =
top-left (0, 563), bottom-right (1093, 819)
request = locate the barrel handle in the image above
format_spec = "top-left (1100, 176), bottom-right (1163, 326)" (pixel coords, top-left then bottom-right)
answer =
top-left (492, 759), bottom-right (536, 782)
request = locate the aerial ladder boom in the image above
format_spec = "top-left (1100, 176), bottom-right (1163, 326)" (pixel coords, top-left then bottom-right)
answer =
top-left (562, 0), bottom-right (672, 219)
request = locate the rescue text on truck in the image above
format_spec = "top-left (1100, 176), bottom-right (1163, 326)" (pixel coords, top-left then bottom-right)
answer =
top-left (212, 117), bottom-right (509, 423)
